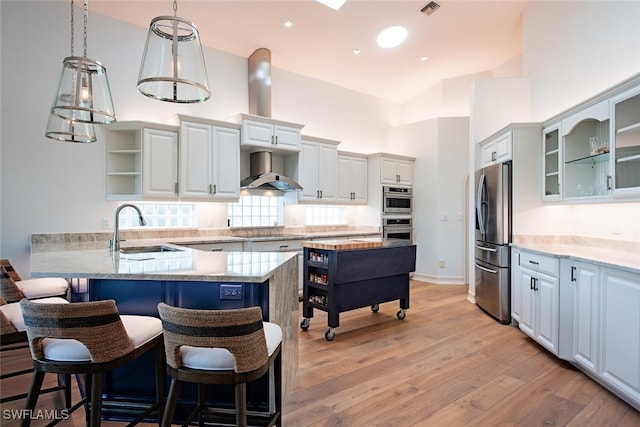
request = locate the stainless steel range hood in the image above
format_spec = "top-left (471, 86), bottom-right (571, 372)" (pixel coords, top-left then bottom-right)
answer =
top-left (241, 151), bottom-right (302, 191)
top-left (241, 48), bottom-right (302, 192)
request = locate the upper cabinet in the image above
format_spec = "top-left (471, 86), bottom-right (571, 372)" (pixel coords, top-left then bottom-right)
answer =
top-left (179, 117), bottom-right (241, 201)
top-left (369, 153), bottom-right (414, 186)
top-left (561, 99), bottom-right (611, 200)
top-left (232, 113), bottom-right (304, 153)
top-left (542, 124), bottom-right (562, 201)
top-left (479, 131), bottom-right (512, 168)
top-left (541, 73), bottom-right (640, 203)
top-left (337, 152), bottom-right (368, 204)
top-left (611, 85), bottom-right (640, 196)
top-left (106, 122), bottom-right (178, 201)
top-left (298, 136), bottom-right (339, 203)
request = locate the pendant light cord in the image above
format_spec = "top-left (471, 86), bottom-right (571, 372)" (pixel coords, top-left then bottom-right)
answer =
top-left (173, 0), bottom-right (178, 17)
top-left (83, 0), bottom-right (88, 57)
top-left (70, 0), bottom-right (74, 56)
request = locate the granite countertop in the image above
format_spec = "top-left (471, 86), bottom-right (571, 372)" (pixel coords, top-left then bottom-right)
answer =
top-left (30, 245), bottom-right (298, 282)
top-left (29, 227), bottom-right (380, 281)
top-left (511, 235), bottom-right (640, 274)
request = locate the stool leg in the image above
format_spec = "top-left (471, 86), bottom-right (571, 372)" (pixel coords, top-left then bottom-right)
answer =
top-left (161, 379), bottom-right (181, 427)
top-left (89, 373), bottom-right (103, 427)
top-left (275, 352), bottom-right (282, 426)
top-left (154, 343), bottom-right (165, 425)
top-left (19, 370), bottom-right (46, 427)
top-left (235, 382), bottom-right (247, 427)
top-left (197, 384), bottom-right (205, 427)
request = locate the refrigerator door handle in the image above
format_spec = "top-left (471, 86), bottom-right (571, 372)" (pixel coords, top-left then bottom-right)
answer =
top-left (475, 263), bottom-right (498, 274)
top-left (476, 173), bottom-right (487, 238)
top-left (475, 244), bottom-right (497, 252)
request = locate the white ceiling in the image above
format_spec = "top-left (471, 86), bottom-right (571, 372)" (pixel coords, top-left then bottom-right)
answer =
top-left (87, 0), bottom-right (530, 103)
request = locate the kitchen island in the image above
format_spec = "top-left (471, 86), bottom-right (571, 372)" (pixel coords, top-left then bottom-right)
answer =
top-left (30, 241), bottom-right (298, 423)
top-left (300, 239), bottom-right (416, 341)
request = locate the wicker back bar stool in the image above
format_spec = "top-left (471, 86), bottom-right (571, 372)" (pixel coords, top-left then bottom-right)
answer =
top-left (157, 303), bottom-right (282, 427)
top-left (1, 259), bottom-right (71, 404)
top-left (19, 299), bottom-right (164, 427)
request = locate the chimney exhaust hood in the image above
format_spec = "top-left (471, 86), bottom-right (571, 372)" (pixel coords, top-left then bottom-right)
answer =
top-left (240, 151), bottom-right (302, 191)
top-left (241, 48), bottom-right (302, 192)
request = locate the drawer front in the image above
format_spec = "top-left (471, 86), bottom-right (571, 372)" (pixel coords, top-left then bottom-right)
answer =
top-left (519, 251), bottom-right (559, 276)
top-left (250, 239), bottom-right (303, 252)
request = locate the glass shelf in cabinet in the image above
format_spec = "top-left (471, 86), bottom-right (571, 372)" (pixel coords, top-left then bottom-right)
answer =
top-left (565, 151), bottom-right (609, 165)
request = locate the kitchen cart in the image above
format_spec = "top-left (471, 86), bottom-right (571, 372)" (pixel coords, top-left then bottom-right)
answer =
top-left (300, 239), bottom-right (416, 340)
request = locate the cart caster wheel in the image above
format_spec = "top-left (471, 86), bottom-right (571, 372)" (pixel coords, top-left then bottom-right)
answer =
top-left (325, 328), bottom-right (336, 341)
top-left (397, 309), bottom-right (406, 320)
top-left (300, 318), bottom-right (310, 331)
top-left (371, 304), bottom-right (380, 313)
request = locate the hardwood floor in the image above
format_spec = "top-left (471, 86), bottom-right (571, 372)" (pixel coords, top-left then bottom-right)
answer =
top-left (2, 280), bottom-right (638, 426)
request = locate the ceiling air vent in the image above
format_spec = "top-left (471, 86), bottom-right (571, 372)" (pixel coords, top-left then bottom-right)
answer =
top-left (420, 1), bottom-right (440, 16)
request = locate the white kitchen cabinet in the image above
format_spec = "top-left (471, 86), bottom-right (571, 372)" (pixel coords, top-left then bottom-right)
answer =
top-left (479, 131), bottom-right (512, 168)
top-left (560, 259), bottom-right (601, 375)
top-left (179, 118), bottom-right (241, 201)
top-left (106, 122), bottom-right (178, 201)
top-left (233, 113), bottom-right (304, 153)
top-left (180, 241), bottom-right (244, 252)
top-left (542, 123), bottom-right (562, 201)
top-left (298, 136), bottom-right (339, 203)
top-left (511, 249), bottom-right (522, 323)
top-left (368, 153), bottom-right (415, 186)
top-left (562, 99), bottom-right (611, 200)
top-left (336, 152), bottom-right (367, 204)
top-left (611, 85), bottom-right (640, 196)
top-left (600, 266), bottom-right (640, 406)
top-left (513, 250), bottom-right (560, 355)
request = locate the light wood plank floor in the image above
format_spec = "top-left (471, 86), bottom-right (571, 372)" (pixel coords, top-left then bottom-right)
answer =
top-left (2, 281), bottom-right (638, 426)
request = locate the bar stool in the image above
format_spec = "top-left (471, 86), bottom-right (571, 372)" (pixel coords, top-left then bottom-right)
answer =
top-left (0, 296), bottom-right (71, 404)
top-left (157, 303), bottom-right (282, 427)
top-left (1, 259), bottom-right (68, 302)
top-left (19, 299), bottom-right (165, 427)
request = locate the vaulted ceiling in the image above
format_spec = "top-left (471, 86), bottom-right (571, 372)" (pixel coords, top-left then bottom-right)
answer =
top-left (88, 0), bottom-right (529, 103)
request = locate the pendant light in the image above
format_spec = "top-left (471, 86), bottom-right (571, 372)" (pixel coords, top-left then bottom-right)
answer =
top-left (137, 0), bottom-right (210, 103)
top-left (46, 0), bottom-right (116, 139)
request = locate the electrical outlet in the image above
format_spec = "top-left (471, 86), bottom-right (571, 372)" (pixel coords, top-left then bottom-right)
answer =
top-left (439, 260), bottom-right (445, 268)
top-left (102, 217), bottom-right (111, 229)
top-left (220, 284), bottom-right (242, 300)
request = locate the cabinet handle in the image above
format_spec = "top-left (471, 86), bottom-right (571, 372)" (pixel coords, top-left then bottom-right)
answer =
top-left (279, 244), bottom-right (289, 249)
top-left (174, 182), bottom-right (179, 195)
top-left (210, 248), bottom-right (223, 252)
top-left (492, 151), bottom-right (497, 161)
top-left (571, 266), bottom-right (576, 282)
top-left (275, 135), bottom-right (278, 145)
top-left (320, 190), bottom-right (323, 199)
top-left (213, 184), bottom-right (217, 194)
top-left (530, 277), bottom-right (534, 290)
top-left (271, 135), bottom-right (275, 145)
top-left (208, 184), bottom-right (213, 194)
top-left (528, 260), bottom-right (539, 265)
top-left (607, 175), bottom-right (612, 191)
top-left (530, 277), bottom-right (538, 291)
top-left (316, 190), bottom-right (320, 198)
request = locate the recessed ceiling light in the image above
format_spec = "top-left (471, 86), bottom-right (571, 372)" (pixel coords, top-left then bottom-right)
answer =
top-left (353, 48), bottom-right (361, 55)
top-left (284, 20), bottom-right (293, 28)
top-left (376, 26), bottom-right (408, 49)
top-left (315, 0), bottom-right (348, 11)
top-left (420, 56), bottom-right (428, 62)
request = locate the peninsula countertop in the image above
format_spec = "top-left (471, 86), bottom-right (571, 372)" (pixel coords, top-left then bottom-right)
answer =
top-left (30, 243), bottom-right (298, 282)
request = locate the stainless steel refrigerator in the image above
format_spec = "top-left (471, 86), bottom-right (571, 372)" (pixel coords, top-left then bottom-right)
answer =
top-left (475, 161), bottom-right (512, 323)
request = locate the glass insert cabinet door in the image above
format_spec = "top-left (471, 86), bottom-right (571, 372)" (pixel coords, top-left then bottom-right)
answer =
top-left (543, 124), bottom-right (561, 200)
top-left (561, 99), bottom-right (611, 199)
top-left (611, 86), bottom-right (640, 195)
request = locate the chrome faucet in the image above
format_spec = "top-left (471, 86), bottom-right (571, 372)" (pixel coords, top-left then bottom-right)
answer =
top-left (110, 204), bottom-right (146, 253)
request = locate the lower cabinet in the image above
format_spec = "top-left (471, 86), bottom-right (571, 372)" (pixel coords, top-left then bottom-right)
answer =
top-left (556, 259), bottom-right (640, 411)
top-left (600, 267), bottom-right (640, 406)
top-left (512, 249), bottom-right (560, 355)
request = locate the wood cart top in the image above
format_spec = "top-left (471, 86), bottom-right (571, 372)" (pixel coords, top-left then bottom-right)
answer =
top-left (300, 239), bottom-right (384, 250)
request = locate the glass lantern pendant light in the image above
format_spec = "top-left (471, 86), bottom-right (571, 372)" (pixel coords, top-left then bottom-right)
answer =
top-left (137, 0), bottom-right (210, 103)
top-left (46, 0), bottom-right (116, 138)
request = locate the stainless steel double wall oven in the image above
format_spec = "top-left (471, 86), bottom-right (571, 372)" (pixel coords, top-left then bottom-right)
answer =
top-left (382, 186), bottom-right (413, 243)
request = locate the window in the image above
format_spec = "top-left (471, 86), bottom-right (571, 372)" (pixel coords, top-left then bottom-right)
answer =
top-left (228, 194), bottom-right (284, 227)
top-left (305, 205), bottom-right (347, 225)
top-left (117, 203), bottom-right (194, 229)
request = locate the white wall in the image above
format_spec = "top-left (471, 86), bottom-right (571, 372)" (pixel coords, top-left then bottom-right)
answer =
top-left (389, 117), bottom-right (469, 283)
top-left (0, 1), bottom-right (397, 276)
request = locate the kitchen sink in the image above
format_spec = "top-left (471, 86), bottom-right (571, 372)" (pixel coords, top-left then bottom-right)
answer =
top-left (119, 245), bottom-right (184, 254)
